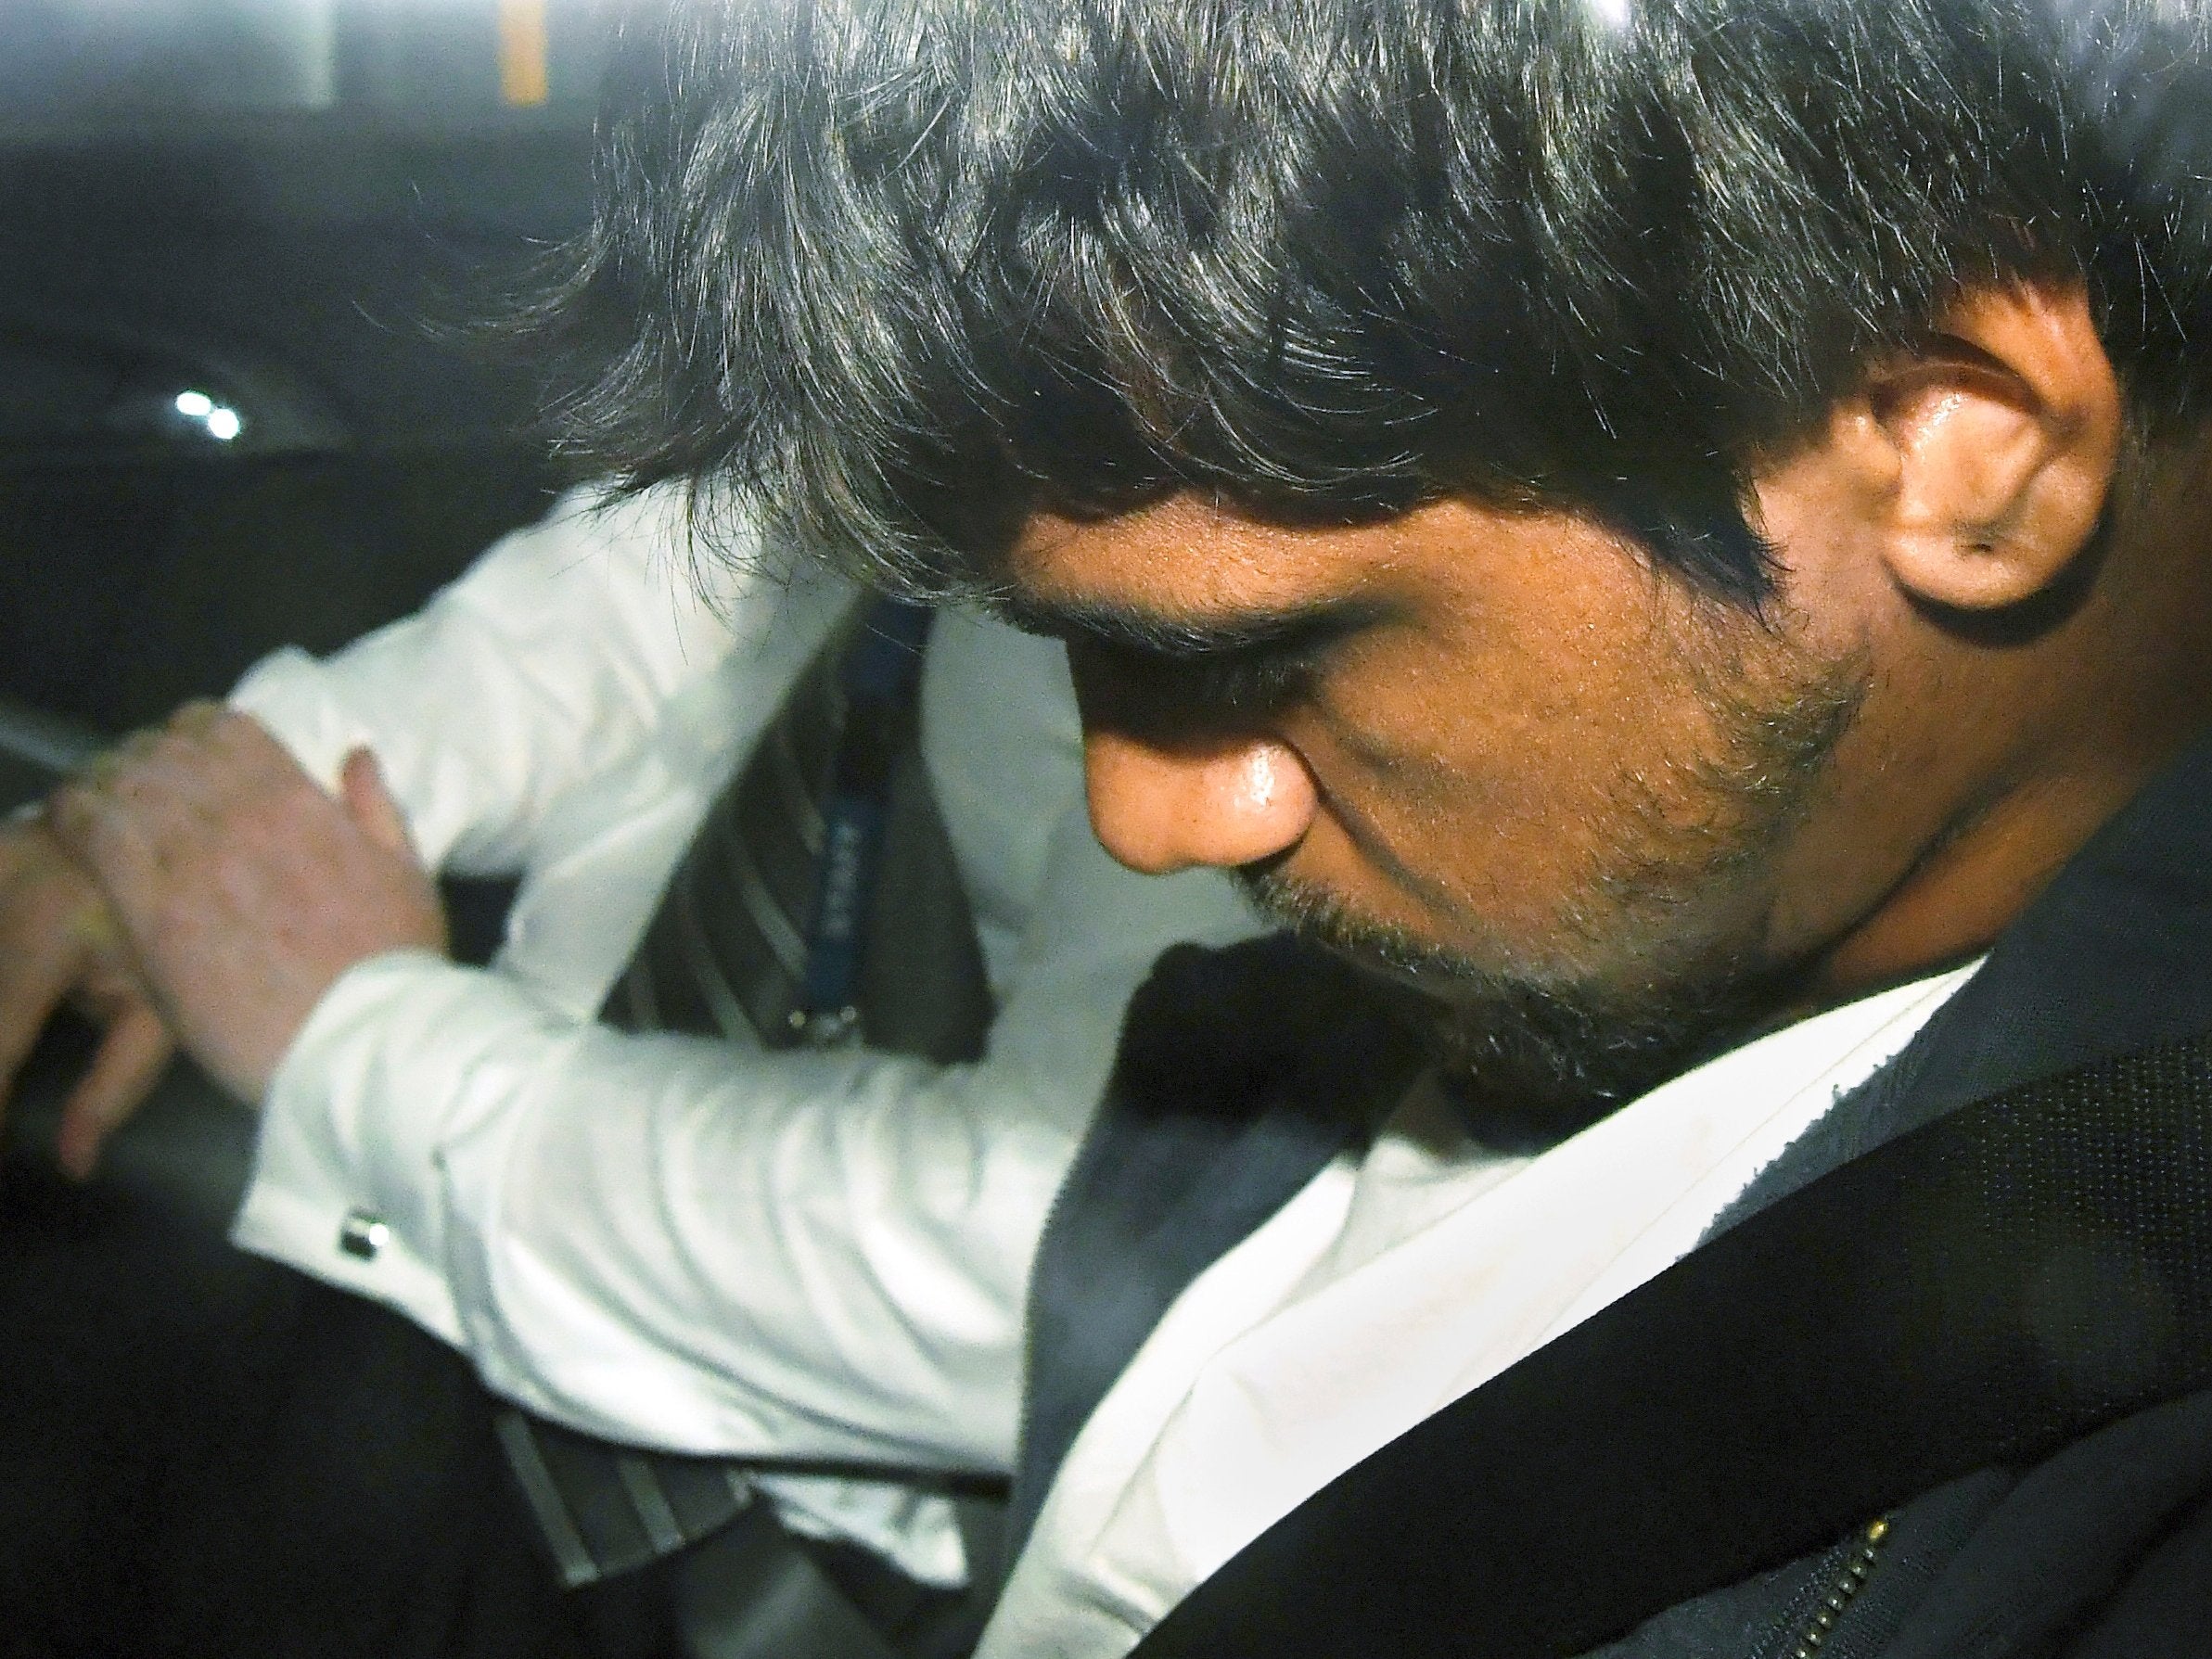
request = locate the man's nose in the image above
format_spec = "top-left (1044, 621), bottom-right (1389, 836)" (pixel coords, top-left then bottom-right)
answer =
top-left (1081, 729), bottom-right (1319, 875)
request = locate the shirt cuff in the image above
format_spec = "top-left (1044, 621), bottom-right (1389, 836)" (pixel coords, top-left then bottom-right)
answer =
top-left (230, 950), bottom-right (572, 1349)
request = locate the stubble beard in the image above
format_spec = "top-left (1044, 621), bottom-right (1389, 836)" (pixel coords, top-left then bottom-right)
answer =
top-left (1239, 637), bottom-right (1870, 1145)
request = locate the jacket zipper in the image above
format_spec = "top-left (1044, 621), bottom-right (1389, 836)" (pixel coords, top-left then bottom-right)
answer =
top-left (1786, 1516), bottom-right (1892, 1658)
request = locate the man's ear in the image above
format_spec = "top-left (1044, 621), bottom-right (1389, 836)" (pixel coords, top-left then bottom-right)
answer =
top-left (1847, 282), bottom-right (2124, 612)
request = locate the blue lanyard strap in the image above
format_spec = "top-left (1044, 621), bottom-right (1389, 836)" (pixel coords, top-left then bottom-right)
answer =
top-left (791, 595), bottom-right (935, 1045)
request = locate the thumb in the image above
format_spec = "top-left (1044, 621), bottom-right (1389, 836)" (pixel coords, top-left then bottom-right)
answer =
top-left (339, 747), bottom-right (416, 859)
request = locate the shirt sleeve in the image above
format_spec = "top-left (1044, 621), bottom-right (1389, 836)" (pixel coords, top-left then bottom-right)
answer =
top-left (226, 481), bottom-right (823, 877)
top-left (224, 493), bottom-right (1260, 1534)
top-left (233, 811), bottom-right (1260, 1475)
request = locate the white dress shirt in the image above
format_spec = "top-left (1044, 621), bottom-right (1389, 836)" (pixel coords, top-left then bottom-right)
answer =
top-left (975, 961), bottom-right (1982, 1658)
top-left (224, 483), bottom-right (1259, 1584)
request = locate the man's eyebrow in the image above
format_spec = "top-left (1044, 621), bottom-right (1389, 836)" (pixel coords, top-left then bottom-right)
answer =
top-left (996, 593), bottom-right (1388, 662)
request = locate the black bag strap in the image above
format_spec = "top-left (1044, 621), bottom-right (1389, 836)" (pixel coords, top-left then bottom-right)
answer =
top-left (1132, 1024), bottom-right (2212, 1659)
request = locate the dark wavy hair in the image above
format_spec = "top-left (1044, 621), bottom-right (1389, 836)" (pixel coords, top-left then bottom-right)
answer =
top-left (531, 0), bottom-right (2212, 605)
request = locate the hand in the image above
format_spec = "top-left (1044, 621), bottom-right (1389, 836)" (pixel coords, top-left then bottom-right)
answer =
top-left (0, 811), bottom-right (175, 1180)
top-left (47, 705), bottom-right (448, 1107)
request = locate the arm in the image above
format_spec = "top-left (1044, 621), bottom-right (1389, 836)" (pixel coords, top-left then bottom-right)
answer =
top-left (0, 485), bottom-right (844, 1170)
top-left (52, 581), bottom-right (1259, 1475)
top-left (230, 480), bottom-right (835, 877)
top-left (235, 771), bottom-right (1259, 1476)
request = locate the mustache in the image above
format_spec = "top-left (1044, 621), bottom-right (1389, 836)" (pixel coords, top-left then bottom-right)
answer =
top-left (1234, 864), bottom-right (1488, 990)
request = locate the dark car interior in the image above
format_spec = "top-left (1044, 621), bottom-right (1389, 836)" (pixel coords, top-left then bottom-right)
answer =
top-left (0, 0), bottom-right (603, 1134)
top-left (16, 7), bottom-right (2212, 1659)
top-left (0, 8), bottom-right (615, 1648)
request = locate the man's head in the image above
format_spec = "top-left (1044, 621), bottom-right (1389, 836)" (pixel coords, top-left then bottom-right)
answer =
top-left (552, 0), bottom-right (2212, 1114)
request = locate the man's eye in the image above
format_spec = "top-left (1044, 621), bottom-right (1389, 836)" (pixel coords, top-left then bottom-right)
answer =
top-left (1090, 647), bottom-right (1323, 727)
top-left (1176, 653), bottom-right (1319, 716)
top-left (1070, 626), bottom-right (1350, 736)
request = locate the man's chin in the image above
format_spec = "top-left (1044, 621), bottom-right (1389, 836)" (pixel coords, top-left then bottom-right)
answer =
top-left (1417, 971), bottom-right (1776, 1147)
top-left (1238, 869), bottom-right (1775, 1147)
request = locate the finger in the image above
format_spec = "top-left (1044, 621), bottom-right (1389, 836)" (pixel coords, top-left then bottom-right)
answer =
top-left (0, 835), bottom-right (106, 1111)
top-left (45, 760), bottom-right (119, 850)
top-left (86, 723), bottom-right (166, 781)
top-left (45, 743), bottom-right (186, 915)
top-left (55, 1002), bottom-right (175, 1181)
top-left (44, 779), bottom-right (155, 906)
top-left (339, 747), bottom-right (416, 859)
top-left (0, 923), bottom-right (83, 1114)
top-left (58, 712), bottom-right (230, 824)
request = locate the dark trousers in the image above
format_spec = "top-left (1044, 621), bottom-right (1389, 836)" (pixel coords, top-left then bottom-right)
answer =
top-left (0, 1029), bottom-right (984, 1659)
top-left (0, 1033), bottom-right (590, 1659)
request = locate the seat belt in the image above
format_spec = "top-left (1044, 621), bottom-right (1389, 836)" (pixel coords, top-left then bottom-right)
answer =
top-left (1130, 1023), bottom-right (2212, 1659)
top-left (1008, 935), bottom-right (1430, 1562)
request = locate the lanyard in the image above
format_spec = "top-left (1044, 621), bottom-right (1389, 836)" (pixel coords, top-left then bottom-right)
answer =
top-left (790, 595), bottom-right (934, 1046)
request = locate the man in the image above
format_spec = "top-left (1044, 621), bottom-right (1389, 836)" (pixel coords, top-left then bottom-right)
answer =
top-left (0, 479), bottom-right (1253, 1654)
top-left (476, 0), bottom-right (2209, 1653)
top-left (37, 0), bottom-right (2212, 1653)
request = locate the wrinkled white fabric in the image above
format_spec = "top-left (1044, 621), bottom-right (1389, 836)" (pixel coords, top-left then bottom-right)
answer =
top-left (226, 484), bottom-right (1259, 1584)
top-left (977, 962), bottom-right (1980, 1656)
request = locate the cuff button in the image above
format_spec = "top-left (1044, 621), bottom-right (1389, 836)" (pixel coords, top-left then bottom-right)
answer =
top-left (339, 1209), bottom-right (390, 1261)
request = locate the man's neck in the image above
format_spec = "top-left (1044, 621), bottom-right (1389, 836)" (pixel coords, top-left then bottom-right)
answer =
top-left (1806, 455), bottom-right (2212, 1006)
top-left (1805, 747), bottom-right (2190, 1002)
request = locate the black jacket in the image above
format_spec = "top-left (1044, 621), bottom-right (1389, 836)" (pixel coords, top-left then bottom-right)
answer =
top-left (1583, 729), bottom-right (2212, 1657)
top-left (1035, 732), bottom-right (2212, 1659)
